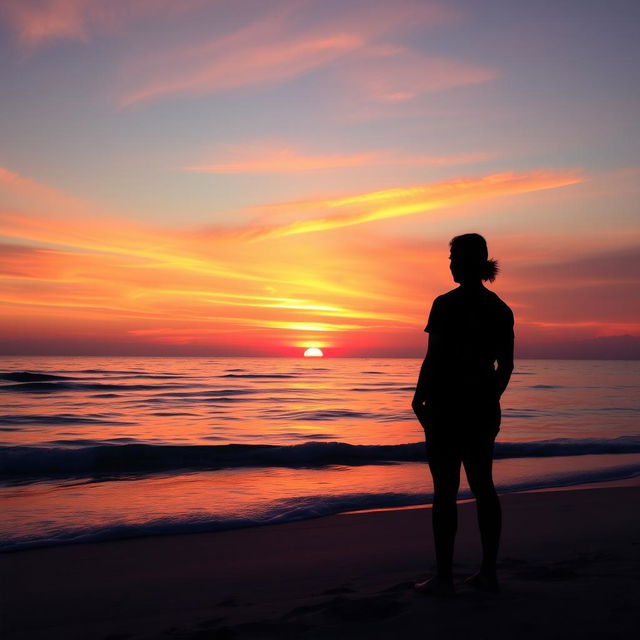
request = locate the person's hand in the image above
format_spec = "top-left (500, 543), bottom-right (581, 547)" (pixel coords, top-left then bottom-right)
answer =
top-left (412, 396), bottom-right (429, 430)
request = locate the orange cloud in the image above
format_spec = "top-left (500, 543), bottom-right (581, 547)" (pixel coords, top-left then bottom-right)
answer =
top-left (2, 165), bottom-right (636, 357)
top-left (0, 228), bottom-right (417, 358)
top-left (184, 143), bottom-right (492, 174)
top-left (0, 165), bottom-right (411, 338)
top-left (185, 147), bottom-right (379, 174)
top-left (244, 170), bottom-right (583, 239)
top-left (0, 161), bottom-right (429, 358)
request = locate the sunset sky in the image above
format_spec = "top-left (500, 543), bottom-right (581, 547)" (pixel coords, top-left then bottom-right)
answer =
top-left (1, 0), bottom-right (638, 358)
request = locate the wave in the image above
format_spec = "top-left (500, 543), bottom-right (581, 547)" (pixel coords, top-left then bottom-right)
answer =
top-left (530, 384), bottom-right (563, 389)
top-left (153, 389), bottom-right (255, 397)
top-left (220, 373), bottom-right (298, 378)
top-left (75, 369), bottom-right (154, 374)
top-left (97, 374), bottom-right (187, 380)
top-left (51, 370), bottom-right (188, 379)
top-left (350, 386), bottom-right (415, 392)
top-left (0, 371), bottom-right (73, 382)
top-left (2, 437), bottom-right (639, 480)
top-left (0, 414), bottom-right (134, 426)
top-left (275, 409), bottom-right (380, 421)
top-left (2, 463), bottom-right (639, 552)
top-left (50, 369), bottom-right (195, 376)
top-left (0, 381), bottom-right (185, 393)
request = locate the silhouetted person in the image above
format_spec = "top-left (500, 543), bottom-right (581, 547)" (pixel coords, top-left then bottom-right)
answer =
top-left (412, 233), bottom-right (514, 596)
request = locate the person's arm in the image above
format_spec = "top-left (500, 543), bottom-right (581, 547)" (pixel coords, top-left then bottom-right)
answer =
top-left (412, 342), bottom-right (430, 412)
top-left (412, 332), bottom-right (444, 426)
top-left (413, 297), bottom-right (444, 427)
top-left (412, 347), bottom-right (431, 428)
top-left (495, 312), bottom-right (514, 398)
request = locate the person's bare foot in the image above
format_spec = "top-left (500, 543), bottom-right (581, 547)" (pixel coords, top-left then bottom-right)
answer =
top-left (464, 571), bottom-right (500, 593)
top-left (414, 576), bottom-right (456, 597)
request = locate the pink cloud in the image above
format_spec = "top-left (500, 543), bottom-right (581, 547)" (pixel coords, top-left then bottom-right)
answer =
top-left (340, 45), bottom-right (497, 104)
top-left (184, 143), bottom-right (492, 174)
top-left (0, 0), bottom-right (208, 48)
top-left (121, 30), bottom-right (365, 106)
top-left (1, 0), bottom-right (90, 46)
top-left (118, 1), bottom-right (462, 106)
top-left (1, 1), bottom-right (489, 114)
top-left (0, 166), bottom-right (92, 213)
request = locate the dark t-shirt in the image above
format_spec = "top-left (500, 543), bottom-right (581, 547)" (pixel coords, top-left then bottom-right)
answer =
top-left (423, 285), bottom-right (514, 432)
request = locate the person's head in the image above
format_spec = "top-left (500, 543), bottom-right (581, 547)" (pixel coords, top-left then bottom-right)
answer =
top-left (449, 233), bottom-right (499, 284)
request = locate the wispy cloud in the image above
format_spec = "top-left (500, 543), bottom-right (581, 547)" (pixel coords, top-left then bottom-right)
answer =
top-left (3, 165), bottom-right (634, 356)
top-left (0, 0), bottom-right (206, 48)
top-left (121, 28), bottom-right (363, 106)
top-left (118, 1), bottom-right (470, 107)
top-left (0, 167), bottom-right (414, 354)
top-left (0, 166), bottom-right (91, 213)
top-left (1, 0), bottom-right (91, 47)
top-left (2, 1), bottom-right (492, 109)
top-left (243, 170), bottom-right (583, 239)
top-left (184, 143), bottom-right (492, 174)
top-left (340, 45), bottom-right (497, 104)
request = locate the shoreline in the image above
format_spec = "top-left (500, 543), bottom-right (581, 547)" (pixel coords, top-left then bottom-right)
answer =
top-left (3, 470), bottom-right (639, 554)
top-left (2, 478), bottom-right (639, 639)
top-left (343, 473), bottom-right (640, 516)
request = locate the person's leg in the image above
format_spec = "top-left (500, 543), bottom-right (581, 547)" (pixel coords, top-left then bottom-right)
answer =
top-left (427, 438), bottom-right (461, 581)
top-left (462, 438), bottom-right (501, 588)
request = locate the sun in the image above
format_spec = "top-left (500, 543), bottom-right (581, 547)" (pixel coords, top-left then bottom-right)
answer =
top-left (303, 347), bottom-right (324, 357)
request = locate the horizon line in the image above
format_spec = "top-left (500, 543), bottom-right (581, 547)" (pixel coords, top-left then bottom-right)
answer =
top-left (1, 354), bottom-right (638, 361)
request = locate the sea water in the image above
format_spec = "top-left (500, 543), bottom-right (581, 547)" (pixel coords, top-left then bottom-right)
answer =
top-left (1, 357), bottom-right (639, 550)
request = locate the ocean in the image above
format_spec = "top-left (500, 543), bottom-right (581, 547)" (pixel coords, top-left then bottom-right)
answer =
top-left (1, 357), bottom-right (639, 551)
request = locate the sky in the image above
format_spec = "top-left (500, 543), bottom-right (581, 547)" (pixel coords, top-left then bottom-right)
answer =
top-left (0, 0), bottom-right (639, 358)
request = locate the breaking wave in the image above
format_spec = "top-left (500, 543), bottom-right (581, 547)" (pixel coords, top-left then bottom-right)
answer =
top-left (2, 437), bottom-right (639, 480)
top-left (2, 462), bottom-right (639, 552)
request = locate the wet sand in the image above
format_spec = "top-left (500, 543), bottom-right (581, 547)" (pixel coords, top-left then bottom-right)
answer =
top-left (2, 481), bottom-right (639, 639)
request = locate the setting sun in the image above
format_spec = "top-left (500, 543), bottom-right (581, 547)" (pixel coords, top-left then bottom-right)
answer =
top-left (303, 347), bottom-right (324, 357)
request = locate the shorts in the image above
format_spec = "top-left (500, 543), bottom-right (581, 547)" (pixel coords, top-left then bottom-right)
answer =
top-left (422, 397), bottom-right (501, 461)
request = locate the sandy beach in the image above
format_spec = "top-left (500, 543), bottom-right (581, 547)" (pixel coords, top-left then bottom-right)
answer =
top-left (2, 480), bottom-right (639, 640)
